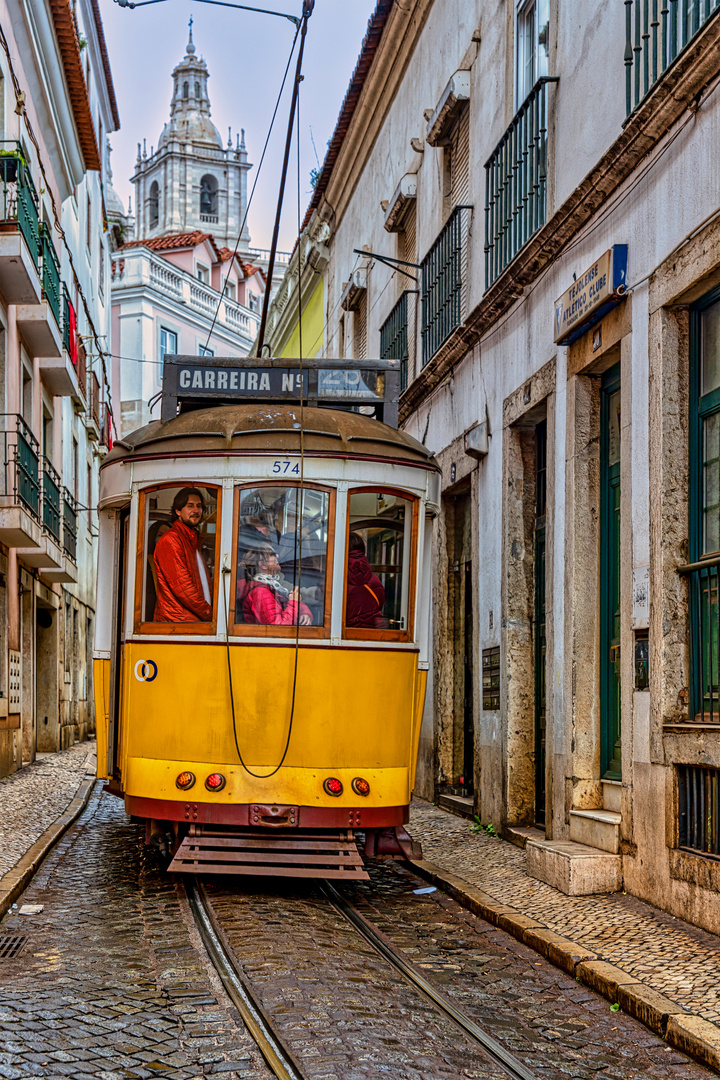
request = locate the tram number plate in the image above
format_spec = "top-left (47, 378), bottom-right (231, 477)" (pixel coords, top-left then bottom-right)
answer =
top-left (272, 460), bottom-right (300, 474)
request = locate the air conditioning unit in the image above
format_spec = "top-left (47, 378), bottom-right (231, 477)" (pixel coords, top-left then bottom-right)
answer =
top-left (340, 268), bottom-right (367, 311)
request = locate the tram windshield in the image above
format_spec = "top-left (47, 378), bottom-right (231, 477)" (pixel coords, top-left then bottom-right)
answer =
top-left (139, 484), bottom-right (219, 627)
top-left (234, 485), bottom-right (331, 629)
top-left (345, 490), bottom-right (414, 636)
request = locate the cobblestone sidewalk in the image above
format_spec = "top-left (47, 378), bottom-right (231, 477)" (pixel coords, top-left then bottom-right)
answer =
top-left (0, 741), bottom-right (96, 879)
top-left (409, 797), bottom-right (720, 1028)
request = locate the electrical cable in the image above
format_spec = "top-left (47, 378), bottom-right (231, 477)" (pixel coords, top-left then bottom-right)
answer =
top-left (201, 18), bottom-right (301, 354)
top-left (224, 2), bottom-right (312, 780)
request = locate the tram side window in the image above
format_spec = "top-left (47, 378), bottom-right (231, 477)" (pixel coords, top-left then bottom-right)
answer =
top-left (140, 485), bottom-right (219, 626)
top-left (234, 485), bottom-right (330, 629)
top-left (345, 490), bottom-right (414, 636)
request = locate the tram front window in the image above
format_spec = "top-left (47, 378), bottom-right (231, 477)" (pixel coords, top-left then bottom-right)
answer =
top-left (140, 484), bottom-right (219, 626)
top-left (235, 485), bottom-right (330, 628)
top-left (345, 490), bottom-right (414, 636)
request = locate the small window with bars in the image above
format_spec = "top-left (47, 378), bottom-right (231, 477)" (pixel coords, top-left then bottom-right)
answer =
top-left (678, 764), bottom-right (720, 859)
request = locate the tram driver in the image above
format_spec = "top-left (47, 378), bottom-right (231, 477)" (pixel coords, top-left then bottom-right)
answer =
top-left (241, 545), bottom-right (313, 626)
top-left (153, 487), bottom-right (213, 622)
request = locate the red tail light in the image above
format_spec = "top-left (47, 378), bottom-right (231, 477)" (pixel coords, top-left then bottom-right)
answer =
top-left (175, 771), bottom-right (196, 790)
top-left (205, 773), bottom-right (226, 791)
top-left (351, 777), bottom-right (370, 797)
top-left (323, 777), bottom-right (343, 796)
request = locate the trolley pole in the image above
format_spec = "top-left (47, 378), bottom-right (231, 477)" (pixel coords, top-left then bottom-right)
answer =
top-left (257, 0), bottom-right (314, 355)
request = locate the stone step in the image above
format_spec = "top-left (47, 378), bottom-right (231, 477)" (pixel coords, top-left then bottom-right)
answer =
top-left (437, 793), bottom-right (474, 819)
top-left (526, 836), bottom-right (622, 895)
top-left (569, 808), bottom-right (621, 853)
top-left (602, 779), bottom-right (622, 812)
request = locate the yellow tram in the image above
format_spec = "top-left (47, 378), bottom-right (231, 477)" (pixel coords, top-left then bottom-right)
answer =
top-left (93, 358), bottom-right (439, 877)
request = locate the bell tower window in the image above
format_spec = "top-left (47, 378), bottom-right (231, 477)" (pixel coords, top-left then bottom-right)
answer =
top-left (200, 174), bottom-right (218, 222)
top-left (183, 81), bottom-right (189, 99)
top-left (195, 81), bottom-right (201, 98)
top-left (149, 181), bottom-right (159, 228)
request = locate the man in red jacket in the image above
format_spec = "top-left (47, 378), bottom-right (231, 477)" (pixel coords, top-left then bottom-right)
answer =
top-left (153, 488), bottom-right (213, 622)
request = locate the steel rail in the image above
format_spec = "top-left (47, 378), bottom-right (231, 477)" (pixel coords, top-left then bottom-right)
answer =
top-left (321, 882), bottom-right (540, 1080)
top-left (186, 879), bottom-right (306, 1080)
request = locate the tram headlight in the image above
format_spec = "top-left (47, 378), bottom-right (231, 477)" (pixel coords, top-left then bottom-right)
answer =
top-left (175, 771), bottom-right (196, 790)
top-left (323, 777), bottom-right (343, 797)
top-left (351, 777), bottom-right (370, 797)
top-left (205, 772), bottom-right (226, 792)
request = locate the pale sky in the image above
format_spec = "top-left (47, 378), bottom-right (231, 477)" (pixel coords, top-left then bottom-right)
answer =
top-left (97, 0), bottom-right (376, 252)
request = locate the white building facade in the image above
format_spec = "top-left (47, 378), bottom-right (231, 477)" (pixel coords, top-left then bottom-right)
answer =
top-left (263, 0), bottom-right (720, 932)
top-left (0, 0), bottom-right (118, 776)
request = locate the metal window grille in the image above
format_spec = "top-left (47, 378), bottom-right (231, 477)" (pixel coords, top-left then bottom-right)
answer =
top-left (484, 77), bottom-right (557, 289)
top-left (684, 560), bottom-right (720, 721)
top-left (380, 291), bottom-right (411, 392)
top-left (41, 222), bottom-right (61, 327)
top-left (0, 142), bottom-right (40, 266)
top-left (678, 764), bottom-right (720, 858)
top-left (625, 0), bottom-right (720, 116)
top-left (421, 205), bottom-right (472, 366)
top-left (62, 488), bottom-right (77, 562)
top-left (41, 457), bottom-right (61, 543)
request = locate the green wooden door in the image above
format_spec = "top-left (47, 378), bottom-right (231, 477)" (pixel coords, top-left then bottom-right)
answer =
top-left (601, 366), bottom-right (622, 780)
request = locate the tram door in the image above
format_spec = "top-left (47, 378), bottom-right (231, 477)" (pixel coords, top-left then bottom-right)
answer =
top-left (107, 509), bottom-right (129, 780)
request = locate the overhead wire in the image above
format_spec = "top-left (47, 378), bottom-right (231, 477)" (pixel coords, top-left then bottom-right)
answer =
top-left (202, 18), bottom-right (302, 354)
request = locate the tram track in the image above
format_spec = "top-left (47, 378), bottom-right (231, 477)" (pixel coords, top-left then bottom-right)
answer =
top-left (189, 873), bottom-right (542, 1080)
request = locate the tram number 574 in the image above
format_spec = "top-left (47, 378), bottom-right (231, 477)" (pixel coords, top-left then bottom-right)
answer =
top-left (272, 460), bottom-right (300, 474)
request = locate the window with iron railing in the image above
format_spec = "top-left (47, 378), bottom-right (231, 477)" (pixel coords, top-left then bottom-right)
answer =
top-left (41, 456), bottom-right (61, 544)
top-left (678, 764), bottom-right (720, 858)
top-left (40, 222), bottom-right (61, 327)
top-left (380, 291), bottom-right (416, 393)
top-left (684, 288), bottom-right (720, 722)
top-left (484, 77), bottom-right (558, 289)
top-left (62, 487), bottom-right (77, 562)
top-left (625, 0), bottom-right (720, 115)
top-left (421, 205), bottom-right (472, 366)
top-left (0, 141), bottom-right (40, 266)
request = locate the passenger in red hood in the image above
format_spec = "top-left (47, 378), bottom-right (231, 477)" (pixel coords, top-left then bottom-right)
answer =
top-left (345, 531), bottom-right (387, 629)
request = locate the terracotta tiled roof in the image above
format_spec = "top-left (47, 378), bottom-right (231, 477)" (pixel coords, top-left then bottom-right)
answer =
top-left (89, 0), bottom-right (120, 131)
top-left (48, 0), bottom-right (101, 171)
top-left (216, 246), bottom-right (235, 262)
top-left (120, 230), bottom-right (221, 259)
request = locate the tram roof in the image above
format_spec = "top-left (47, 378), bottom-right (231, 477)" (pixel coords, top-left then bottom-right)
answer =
top-left (102, 404), bottom-right (438, 470)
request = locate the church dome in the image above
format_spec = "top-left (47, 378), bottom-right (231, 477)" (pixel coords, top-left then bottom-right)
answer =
top-left (157, 24), bottom-right (223, 150)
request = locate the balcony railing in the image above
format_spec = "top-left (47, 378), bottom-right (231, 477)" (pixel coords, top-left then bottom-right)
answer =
top-left (0, 141), bottom-right (40, 265)
top-left (678, 764), bottom-right (720, 858)
top-left (41, 222), bottom-right (61, 327)
top-left (62, 488), bottom-right (77, 562)
top-left (420, 206), bottom-right (472, 366)
top-left (625, 0), bottom-right (720, 115)
top-left (0, 414), bottom-right (40, 519)
top-left (381, 291), bottom-right (416, 393)
top-left (484, 78), bottom-right (558, 290)
top-left (41, 456), bottom-right (61, 543)
top-left (76, 341), bottom-right (87, 405)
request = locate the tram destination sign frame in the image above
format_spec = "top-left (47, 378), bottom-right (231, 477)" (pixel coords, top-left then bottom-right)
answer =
top-left (161, 356), bottom-right (402, 426)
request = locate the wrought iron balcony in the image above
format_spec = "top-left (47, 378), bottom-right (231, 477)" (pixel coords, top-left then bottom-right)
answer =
top-left (420, 205), bottom-right (472, 367)
top-left (62, 488), bottom-right (77, 562)
top-left (0, 414), bottom-right (40, 519)
top-left (484, 77), bottom-right (558, 290)
top-left (41, 456), bottom-right (61, 544)
top-left (625, 0), bottom-right (720, 115)
top-left (41, 222), bottom-right (61, 327)
top-left (0, 141), bottom-right (40, 266)
top-left (381, 291), bottom-right (416, 392)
